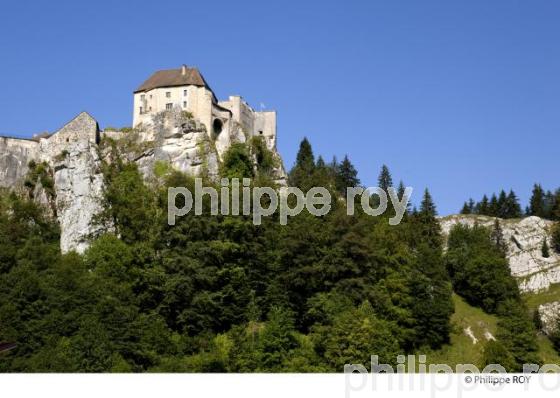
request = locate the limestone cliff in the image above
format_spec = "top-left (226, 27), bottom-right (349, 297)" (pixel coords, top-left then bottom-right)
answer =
top-left (439, 214), bottom-right (560, 293)
top-left (538, 301), bottom-right (560, 335)
top-left (0, 110), bottom-right (287, 253)
top-left (0, 137), bottom-right (39, 188)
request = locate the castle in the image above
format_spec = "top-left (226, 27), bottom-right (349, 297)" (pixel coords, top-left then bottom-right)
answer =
top-left (133, 65), bottom-right (277, 154)
top-left (0, 65), bottom-right (285, 253)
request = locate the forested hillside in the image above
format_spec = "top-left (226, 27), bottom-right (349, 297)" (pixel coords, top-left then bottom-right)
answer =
top-left (0, 137), bottom-right (557, 372)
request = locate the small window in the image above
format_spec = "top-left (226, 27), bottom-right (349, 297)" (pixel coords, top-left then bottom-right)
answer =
top-left (149, 106), bottom-right (152, 111)
top-left (259, 130), bottom-right (263, 135)
top-left (166, 103), bottom-right (173, 110)
top-left (166, 92), bottom-right (171, 98)
top-left (149, 95), bottom-right (152, 99)
top-left (183, 101), bottom-right (187, 108)
top-left (140, 94), bottom-right (145, 101)
top-left (140, 106), bottom-right (143, 114)
top-left (183, 90), bottom-right (187, 96)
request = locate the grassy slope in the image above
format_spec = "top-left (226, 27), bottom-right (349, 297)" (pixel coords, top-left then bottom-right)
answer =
top-left (422, 294), bottom-right (498, 369)
top-left (523, 283), bottom-right (560, 311)
top-left (421, 294), bottom-right (560, 369)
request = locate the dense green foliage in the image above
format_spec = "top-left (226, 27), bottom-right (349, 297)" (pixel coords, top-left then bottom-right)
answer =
top-left (445, 222), bottom-right (542, 371)
top-left (446, 223), bottom-right (519, 313)
top-left (460, 190), bottom-right (522, 219)
top-left (0, 138), bottom-right (551, 372)
top-left (461, 184), bottom-right (560, 221)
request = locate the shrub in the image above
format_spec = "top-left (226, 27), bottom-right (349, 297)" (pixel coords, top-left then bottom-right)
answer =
top-left (542, 238), bottom-right (550, 258)
top-left (154, 160), bottom-right (172, 178)
top-left (220, 143), bottom-right (254, 179)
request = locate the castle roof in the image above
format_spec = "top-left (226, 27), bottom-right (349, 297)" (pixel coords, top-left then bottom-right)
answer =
top-left (134, 66), bottom-right (215, 98)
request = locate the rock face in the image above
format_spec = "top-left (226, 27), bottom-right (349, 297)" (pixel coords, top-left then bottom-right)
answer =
top-left (439, 214), bottom-right (560, 293)
top-left (104, 109), bottom-right (286, 184)
top-left (538, 301), bottom-right (560, 334)
top-left (0, 110), bottom-right (287, 253)
top-left (0, 137), bottom-right (40, 189)
top-left (104, 109), bottom-right (220, 180)
top-left (40, 113), bottom-right (106, 253)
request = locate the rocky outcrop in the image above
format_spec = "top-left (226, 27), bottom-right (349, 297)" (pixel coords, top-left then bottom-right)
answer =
top-left (0, 137), bottom-right (39, 188)
top-left (538, 301), bottom-right (560, 335)
top-left (0, 109), bottom-right (287, 253)
top-left (103, 109), bottom-right (220, 180)
top-left (439, 214), bottom-right (560, 293)
top-left (42, 114), bottom-right (106, 253)
top-left (0, 113), bottom-right (105, 254)
top-left (103, 109), bottom-right (286, 184)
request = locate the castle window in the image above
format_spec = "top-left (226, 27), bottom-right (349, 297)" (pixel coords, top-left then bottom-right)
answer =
top-left (183, 90), bottom-right (187, 96)
top-left (166, 92), bottom-right (171, 98)
top-left (259, 130), bottom-right (263, 135)
top-left (166, 103), bottom-right (173, 110)
top-left (140, 94), bottom-right (145, 101)
top-left (140, 106), bottom-right (143, 114)
top-left (183, 101), bottom-right (187, 108)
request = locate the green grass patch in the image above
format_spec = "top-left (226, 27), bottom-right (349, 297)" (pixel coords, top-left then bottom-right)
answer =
top-left (421, 294), bottom-right (498, 369)
top-left (421, 293), bottom-right (560, 370)
top-left (523, 283), bottom-right (560, 311)
top-left (537, 334), bottom-right (560, 365)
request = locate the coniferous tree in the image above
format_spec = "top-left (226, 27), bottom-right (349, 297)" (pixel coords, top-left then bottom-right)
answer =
top-left (478, 194), bottom-right (490, 215)
top-left (460, 202), bottom-right (471, 215)
top-left (544, 190), bottom-right (555, 220)
top-left (414, 188), bottom-right (442, 249)
top-left (489, 194), bottom-right (499, 217)
top-left (529, 184), bottom-right (545, 218)
top-left (551, 189), bottom-right (560, 221)
top-left (410, 244), bottom-right (453, 349)
top-left (397, 180), bottom-right (411, 214)
top-left (289, 138), bottom-right (316, 189)
top-left (313, 155), bottom-right (335, 189)
top-left (335, 155), bottom-right (360, 196)
top-left (467, 198), bottom-right (475, 213)
top-left (295, 138), bottom-right (314, 169)
top-left (491, 219), bottom-right (507, 256)
top-left (420, 189), bottom-right (437, 217)
top-left (505, 190), bottom-right (522, 218)
top-left (377, 164), bottom-right (393, 192)
top-left (496, 300), bottom-right (540, 370)
top-left (497, 190), bottom-right (508, 218)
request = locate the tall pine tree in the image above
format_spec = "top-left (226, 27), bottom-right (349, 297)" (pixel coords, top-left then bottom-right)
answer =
top-left (505, 190), bottom-right (522, 218)
top-left (377, 164), bottom-right (393, 192)
top-left (529, 184), bottom-right (545, 218)
top-left (289, 138), bottom-right (316, 190)
top-left (335, 155), bottom-right (360, 196)
top-left (478, 194), bottom-right (490, 215)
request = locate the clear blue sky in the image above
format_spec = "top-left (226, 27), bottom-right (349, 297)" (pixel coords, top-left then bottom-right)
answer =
top-left (1, 0), bottom-right (559, 215)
